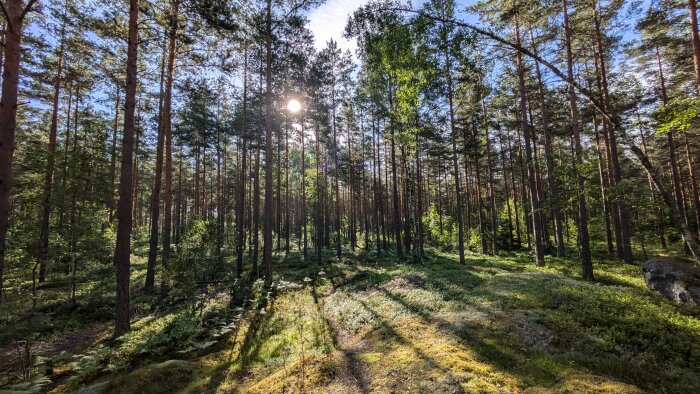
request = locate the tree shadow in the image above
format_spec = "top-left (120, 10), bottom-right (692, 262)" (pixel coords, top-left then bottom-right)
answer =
top-left (349, 251), bottom-right (700, 392)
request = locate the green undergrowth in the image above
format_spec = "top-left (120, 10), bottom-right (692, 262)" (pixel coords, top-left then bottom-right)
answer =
top-left (4, 248), bottom-right (700, 393)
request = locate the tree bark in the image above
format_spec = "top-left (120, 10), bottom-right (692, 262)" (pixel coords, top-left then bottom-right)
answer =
top-left (564, 0), bottom-right (592, 278)
top-left (593, 115), bottom-right (615, 255)
top-left (530, 29), bottom-right (564, 257)
top-left (443, 23), bottom-right (465, 264)
top-left (332, 66), bottom-right (341, 259)
top-left (0, 0), bottom-right (36, 303)
top-left (38, 22), bottom-right (66, 283)
top-left (688, 0), bottom-right (700, 93)
top-left (593, 4), bottom-right (633, 263)
top-left (145, 42), bottom-right (167, 293)
top-left (388, 86), bottom-right (403, 259)
top-left (236, 42), bottom-right (248, 277)
top-left (481, 95), bottom-right (498, 255)
top-left (263, 0), bottom-right (273, 285)
top-left (161, 0), bottom-right (179, 296)
top-left (514, 21), bottom-right (545, 266)
top-left (113, 0), bottom-right (139, 338)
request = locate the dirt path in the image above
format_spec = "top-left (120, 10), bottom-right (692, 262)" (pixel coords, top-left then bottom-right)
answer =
top-left (316, 277), bottom-right (373, 394)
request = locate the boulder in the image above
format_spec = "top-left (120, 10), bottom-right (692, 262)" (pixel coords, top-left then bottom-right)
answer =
top-left (642, 257), bottom-right (700, 306)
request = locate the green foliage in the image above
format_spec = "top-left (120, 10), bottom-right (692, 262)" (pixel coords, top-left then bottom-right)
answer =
top-left (654, 98), bottom-right (700, 134)
top-left (423, 204), bottom-right (456, 250)
top-left (167, 219), bottom-right (223, 300)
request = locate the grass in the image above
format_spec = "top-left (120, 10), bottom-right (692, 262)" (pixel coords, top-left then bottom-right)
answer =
top-left (2, 246), bottom-right (699, 393)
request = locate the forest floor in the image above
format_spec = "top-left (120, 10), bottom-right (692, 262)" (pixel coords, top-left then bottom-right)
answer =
top-left (1, 247), bottom-right (700, 393)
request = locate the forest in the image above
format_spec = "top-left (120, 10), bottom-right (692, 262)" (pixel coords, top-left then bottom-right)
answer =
top-left (0, 0), bottom-right (699, 392)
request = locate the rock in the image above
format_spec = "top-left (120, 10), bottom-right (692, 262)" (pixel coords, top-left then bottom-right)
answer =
top-left (642, 257), bottom-right (700, 306)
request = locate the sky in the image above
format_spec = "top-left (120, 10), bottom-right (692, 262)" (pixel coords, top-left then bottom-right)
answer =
top-left (307, 0), bottom-right (372, 54)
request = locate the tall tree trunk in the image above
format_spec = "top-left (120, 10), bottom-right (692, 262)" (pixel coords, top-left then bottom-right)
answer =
top-left (684, 133), bottom-right (700, 238)
top-left (416, 136), bottom-right (424, 258)
top-left (592, 114), bottom-right (614, 255)
top-left (388, 87), bottom-right (403, 259)
top-left (530, 29), bottom-right (564, 257)
top-left (236, 42), bottom-right (248, 277)
top-left (263, 0), bottom-right (273, 284)
top-left (0, 17), bottom-right (5, 83)
top-left (253, 44), bottom-right (263, 276)
top-left (0, 0), bottom-right (36, 303)
top-left (113, 0), bottom-right (139, 337)
top-left (564, 0), bottom-right (592, 278)
top-left (469, 122), bottom-right (487, 253)
top-left (506, 133), bottom-right (522, 246)
top-left (373, 123), bottom-right (382, 254)
top-left (161, 0), bottom-right (179, 296)
top-left (216, 102), bottom-right (223, 265)
top-left (500, 140), bottom-right (515, 247)
top-left (444, 27), bottom-right (465, 265)
top-left (514, 21), bottom-right (545, 266)
top-left (332, 75), bottom-right (342, 259)
top-left (109, 86), bottom-right (120, 223)
top-left (300, 110), bottom-right (307, 258)
top-left (401, 146), bottom-right (411, 253)
top-left (593, 3), bottom-right (633, 263)
top-left (285, 107), bottom-right (290, 254)
top-left (348, 123), bottom-right (356, 251)
top-left (277, 111), bottom-right (282, 253)
top-left (481, 95), bottom-right (498, 255)
top-left (315, 120), bottom-right (323, 264)
top-left (657, 47), bottom-right (690, 252)
top-left (145, 43), bottom-right (167, 293)
top-left (688, 0), bottom-right (700, 93)
top-left (38, 23), bottom-right (66, 283)
top-left (638, 113), bottom-right (667, 248)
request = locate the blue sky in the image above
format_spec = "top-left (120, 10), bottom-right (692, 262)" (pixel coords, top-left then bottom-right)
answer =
top-left (307, 0), bottom-right (371, 53)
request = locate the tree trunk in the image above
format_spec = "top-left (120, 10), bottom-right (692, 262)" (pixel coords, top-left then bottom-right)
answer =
top-left (637, 114), bottom-right (667, 248)
top-left (301, 110), bottom-right (307, 258)
top-left (564, 0), bottom-right (593, 278)
top-left (161, 0), bottom-right (179, 296)
top-left (113, 0), bottom-right (139, 338)
top-left (592, 114), bottom-right (615, 255)
top-left (506, 133), bottom-right (522, 246)
top-left (481, 95), bottom-right (498, 255)
top-left (373, 123), bottom-right (382, 254)
top-left (514, 21), bottom-right (545, 266)
top-left (0, 0), bottom-right (35, 303)
top-left (593, 3), bottom-right (633, 263)
top-left (444, 28), bottom-right (465, 265)
top-left (332, 77), bottom-right (342, 259)
top-left (388, 87), bottom-right (403, 259)
top-left (38, 23), bottom-right (66, 283)
top-left (145, 43), bottom-right (167, 293)
top-left (530, 29), bottom-right (564, 257)
top-left (236, 42), bottom-right (248, 277)
top-left (688, 0), bottom-right (700, 93)
top-left (109, 86), bottom-right (120, 223)
top-left (657, 46), bottom-right (691, 252)
top-left (469, 122), bottom-right (487, 253)
top-left (684, 133), bottom-right (700, 238)
top-left (263, 0), bottom-right (273, 284)
top-left (285, 105), bottom-right (290, 254)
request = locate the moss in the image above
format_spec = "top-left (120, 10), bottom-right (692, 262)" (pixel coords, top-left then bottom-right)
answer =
top-left (34, 249), bottom-right (700, 393)
top-left (86, 360), bottom-right (199, 394)
top-left (523, 374), bottom-right (644, 394)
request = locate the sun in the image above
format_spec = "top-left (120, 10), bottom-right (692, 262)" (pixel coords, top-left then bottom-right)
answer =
top-left (287, 99), bottom-right (302, 113)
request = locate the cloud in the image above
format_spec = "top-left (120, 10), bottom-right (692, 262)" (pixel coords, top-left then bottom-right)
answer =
top-left (307, 0), bottom-right (371, 54)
